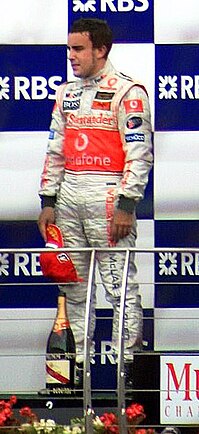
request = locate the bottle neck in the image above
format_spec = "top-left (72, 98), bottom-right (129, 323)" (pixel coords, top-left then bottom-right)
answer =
top-left (53, 292), bottom-right (70, 331)
top-left (57, 292), bottom-right (67, 319)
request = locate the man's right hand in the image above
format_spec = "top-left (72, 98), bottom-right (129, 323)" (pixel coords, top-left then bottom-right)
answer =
top-left (38, 207), bottom-right (55, 242)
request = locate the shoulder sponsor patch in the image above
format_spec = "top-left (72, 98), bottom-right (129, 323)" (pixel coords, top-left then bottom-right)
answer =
top-left (125, 133), bottom-right (145, 142)
top-left (124, 99), bottom-right (143, 113)
top-left (126, 116), bottom-right (142, 129)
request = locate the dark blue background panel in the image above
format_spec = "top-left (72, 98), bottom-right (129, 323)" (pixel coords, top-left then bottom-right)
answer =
top-left (0, 284), bottom-right (58, 309)
top-left (155, 220), bottom-right (199, 248)
top-left (155, 220), bottom-right (199, 282)
top-left (68, 0), bottom-right (154, 43)
top-left (0, 221), bottom-right (58, 307)
top-left (155, 220), bottom-right (199, 307)
top-left (155, 284), bottom-right (199, 308)
top-left (155, 44), bottom-right (199, 131)
top-left (1, 221), bottom-right (43, 248)
top-left (0, 45), bottom-right (67, 131)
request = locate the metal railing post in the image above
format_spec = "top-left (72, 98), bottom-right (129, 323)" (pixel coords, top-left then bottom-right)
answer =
top-left (83, 249), bottom-right (96, 433)
top-left (117, 249), bottom-right (130, 434)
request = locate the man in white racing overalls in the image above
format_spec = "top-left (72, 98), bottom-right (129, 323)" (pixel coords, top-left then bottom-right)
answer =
top-left (38, 18), bottom-right (153, 390)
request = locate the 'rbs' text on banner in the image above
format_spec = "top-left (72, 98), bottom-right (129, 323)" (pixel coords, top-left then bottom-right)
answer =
top-left (0, 46), bottom-right (66, 131)
top-left (68, 0), bottom-right (154, 43)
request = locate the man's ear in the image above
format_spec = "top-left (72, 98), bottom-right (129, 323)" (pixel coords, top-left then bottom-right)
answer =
top-left (96, 45), bottom-right (107, 59)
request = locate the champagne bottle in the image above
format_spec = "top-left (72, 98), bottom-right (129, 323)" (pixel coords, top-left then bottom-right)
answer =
top-left (46, 291), bottom-right (76, 395)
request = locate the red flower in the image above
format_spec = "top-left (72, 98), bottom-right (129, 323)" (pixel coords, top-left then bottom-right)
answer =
top-left (0, 396), bottom-right (38, 429)
top-left (0, 415), bottom-right (7, 426)
top-left (0, 397), bottom-right (15, 427)
top-left (9, 396), bottom-right (17, 405)
top-left (126, 403), bottom-right (145, 421)
top-left (19, 406), bottom-right (37, 420)
top-left (100, 412), bottom-right (117, 426)
top-left (100, 412), bottom-right (119, 433)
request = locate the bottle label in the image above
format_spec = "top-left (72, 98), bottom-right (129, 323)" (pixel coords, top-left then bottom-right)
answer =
top-left (53, 320), bottom-right (70, 332)
top-left (46, 359), bottom-right (70, 384)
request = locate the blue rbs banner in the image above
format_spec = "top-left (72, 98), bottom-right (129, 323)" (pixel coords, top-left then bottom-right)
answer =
top-left (0, 46), bottom-right (66, 131)
top-left (155, 220), bottom-right (199, 308)
top-left (155, 45), bottom-right (199, 131)
top-left (68, 0), bottom-right (154, 42)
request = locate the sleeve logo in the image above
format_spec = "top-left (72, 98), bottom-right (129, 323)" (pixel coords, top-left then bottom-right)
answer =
top-left (124, 99), bottom-right (143, 113)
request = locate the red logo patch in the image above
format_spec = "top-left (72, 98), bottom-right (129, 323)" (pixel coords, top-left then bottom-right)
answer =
top-left (124, 99), bottom-right (143, 113)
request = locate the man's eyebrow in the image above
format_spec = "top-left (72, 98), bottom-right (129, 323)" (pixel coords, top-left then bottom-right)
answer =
top-left (66, 44), bottom-right (84, 50)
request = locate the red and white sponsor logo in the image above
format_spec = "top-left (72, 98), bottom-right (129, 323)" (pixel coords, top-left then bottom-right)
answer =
top-left (66, 112), bottom-right (115, 127)
top-left (124, 99), bottom-right (143, 113)
top-left (100, 77), bottom-right (118, 90)
top-left (106, 188), bottom-right (116, 248)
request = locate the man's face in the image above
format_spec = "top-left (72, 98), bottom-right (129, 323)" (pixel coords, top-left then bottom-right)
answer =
top-left (67, 32), bottom-right (106, 78)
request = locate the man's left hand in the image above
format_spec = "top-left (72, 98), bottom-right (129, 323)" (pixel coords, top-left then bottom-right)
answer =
top-left (110, 209), bottom-right (135, 243)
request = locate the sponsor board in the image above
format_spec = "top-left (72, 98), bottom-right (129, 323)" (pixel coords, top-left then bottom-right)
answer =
top-left (155, 221), bottom-right (199, 309)
top-left (68, 0), bottom-right (154, 42)
top-left (161, 355), bottom-right (199, 424)
top-left (0, 46), bottom-right (66, 131)
top-left (155, 45), bottom-right (199, 130)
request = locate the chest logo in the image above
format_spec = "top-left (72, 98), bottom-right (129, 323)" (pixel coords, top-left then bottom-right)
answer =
top-left (74, 132), bottom-right (88, 151)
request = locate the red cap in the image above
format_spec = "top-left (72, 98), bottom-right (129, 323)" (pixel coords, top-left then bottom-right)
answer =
top-left (45, 224), bottom-right (64, 248)
top-left (39, 224), bottom-right (82, 283)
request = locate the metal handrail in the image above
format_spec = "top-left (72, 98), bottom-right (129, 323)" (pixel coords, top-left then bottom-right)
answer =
top-left (1, 246), bottom-right (199, 253)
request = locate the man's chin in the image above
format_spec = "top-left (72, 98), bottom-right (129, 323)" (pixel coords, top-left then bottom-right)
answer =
top-left (72, 68), bottom-right (89, 79)
top-left (74, 72), bottom-right (83, 79)
top-left (72, 68), bottom-right (81, 78)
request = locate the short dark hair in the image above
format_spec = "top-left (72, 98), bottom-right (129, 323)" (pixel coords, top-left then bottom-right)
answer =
top-left (70, 18), bottom-right (113, 58)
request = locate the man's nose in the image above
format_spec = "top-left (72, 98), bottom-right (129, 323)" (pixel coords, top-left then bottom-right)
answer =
top-left (68, 48), bottom-right (76, 60)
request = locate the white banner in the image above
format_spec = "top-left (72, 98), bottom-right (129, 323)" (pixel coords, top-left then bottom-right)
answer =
top-left (161, 355), bottom-right (199, 424)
